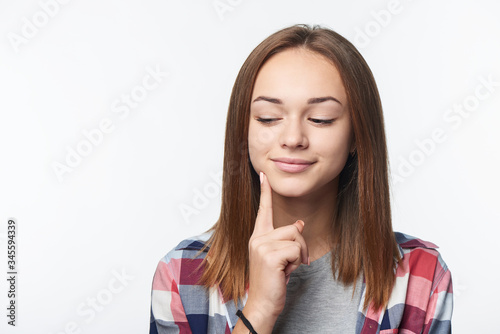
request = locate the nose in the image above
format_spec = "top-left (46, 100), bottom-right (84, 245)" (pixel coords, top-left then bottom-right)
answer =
top-left (278, 116), bottom-right (309, 149)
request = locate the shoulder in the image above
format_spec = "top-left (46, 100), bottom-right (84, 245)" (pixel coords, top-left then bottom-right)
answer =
top-left (378, 232), bottom-right (452, 326)
top-left (168, 230), bottom-right (213, 256)
top-left (161, 230), bottom-right (213, 262)
top-left (394, 231), bottom-right (439, 250)
top-left (151, 230), bottom-right (232, 332)
top-left (153, 230), bottom-right (214, 285)
top-left (151, 231), bottom-right (232, 332)
top-left (393, 231), bottom-right (450, 289)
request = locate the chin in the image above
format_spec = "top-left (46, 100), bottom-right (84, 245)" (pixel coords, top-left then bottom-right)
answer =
top-left (268, 173), bottom-right (339, 199)
top-left (274, 189), bottom-right (306, 198)
top-left (269, 179), bottom-right (315, 198)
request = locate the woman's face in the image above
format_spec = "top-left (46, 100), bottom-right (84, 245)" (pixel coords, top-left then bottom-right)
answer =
top-left (248, 48), bottom-right (354, 199)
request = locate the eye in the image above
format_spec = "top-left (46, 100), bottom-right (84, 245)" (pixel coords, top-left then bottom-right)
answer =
top-left (309, 118), bottom-right (335, 125)
top-left (256, 117), bottom-right (280, 124)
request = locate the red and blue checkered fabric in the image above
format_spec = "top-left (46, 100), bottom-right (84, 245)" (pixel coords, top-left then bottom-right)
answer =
top-left (150, 231), bottom-right (452, 333)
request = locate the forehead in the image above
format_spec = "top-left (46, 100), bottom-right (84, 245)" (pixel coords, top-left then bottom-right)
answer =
top-left (251, 48), bottom-right (346, 103)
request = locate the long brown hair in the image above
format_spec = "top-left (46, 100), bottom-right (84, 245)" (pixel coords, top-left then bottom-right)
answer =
top-left (198, 24), bottom-right (400, 311)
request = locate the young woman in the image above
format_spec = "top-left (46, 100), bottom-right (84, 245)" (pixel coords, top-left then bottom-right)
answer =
top-left (149, 24), bottom-right (453, 334)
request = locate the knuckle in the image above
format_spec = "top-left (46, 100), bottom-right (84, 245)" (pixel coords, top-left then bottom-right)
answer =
top-left (261, 252), bottom-right (274, 267)
top-left (284, 224), bottom-right (301, 239)
top-left (292, 224), bottom-right (302, 234)
top-left (285, 224), bottom-right (299, 233)
top-left (251, 240), bottom-right (266, 256)
top-left (248, 237), bottom-right (260, 251)
top-left (261, 252), bottom-right (271, 264)
top-left (293, 242), bottom-right (302, 253)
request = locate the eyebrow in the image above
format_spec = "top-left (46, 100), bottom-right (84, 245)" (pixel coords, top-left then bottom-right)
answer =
top-left (252, 95), bottom-right (342, 106)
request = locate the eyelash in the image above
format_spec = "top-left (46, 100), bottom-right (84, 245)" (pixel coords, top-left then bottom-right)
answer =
top-left (256, 118), bottom-right (335, 125)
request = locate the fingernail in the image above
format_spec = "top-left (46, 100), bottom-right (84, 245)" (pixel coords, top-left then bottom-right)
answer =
top-left (285, 274), bottom-right (290, 285)
top-left (308, 256), bottom-right (310, 266)
top-left (260, 172), bottom-right (263, 184)
top-left (297, 220), bottom-right (304, 227)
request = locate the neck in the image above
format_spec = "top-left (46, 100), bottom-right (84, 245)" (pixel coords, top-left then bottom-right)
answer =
top-left (272, 178), bottom-right (338, 261)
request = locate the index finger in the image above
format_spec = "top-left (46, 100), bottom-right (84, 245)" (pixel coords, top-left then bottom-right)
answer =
top-left (252, 172), bottom-right (274, 236)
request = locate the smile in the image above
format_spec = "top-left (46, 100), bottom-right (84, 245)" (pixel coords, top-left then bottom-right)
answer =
top-left (271, 158), bottom-right (315, 173)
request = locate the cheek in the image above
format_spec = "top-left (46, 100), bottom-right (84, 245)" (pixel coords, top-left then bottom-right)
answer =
top-left (248, 124), bottom-right (278, 148)
top-left (315, 129), bottom-right (352, 160)
top-left (248, 123), bottom-right (278, 151)
top-left (248, 125), bottom-right (276, 171)
top-left (248, 144), bottom-right (264, 175)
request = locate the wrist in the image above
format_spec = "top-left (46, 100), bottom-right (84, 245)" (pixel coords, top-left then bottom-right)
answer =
top-left (236, 302), bottom-right (278, 334)
top-left (236, 310), bottom-right (257, 334)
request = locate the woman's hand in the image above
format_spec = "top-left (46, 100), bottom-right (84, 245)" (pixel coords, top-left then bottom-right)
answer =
top-left (234, 172), bottom-right (309, 334)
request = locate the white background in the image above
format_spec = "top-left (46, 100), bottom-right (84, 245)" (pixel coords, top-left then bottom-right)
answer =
top-left (1, 0), bottom-right (499, 333)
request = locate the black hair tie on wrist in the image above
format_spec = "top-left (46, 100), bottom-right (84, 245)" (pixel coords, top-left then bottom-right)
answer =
top-left (236, 309), bottom-right (258, 334)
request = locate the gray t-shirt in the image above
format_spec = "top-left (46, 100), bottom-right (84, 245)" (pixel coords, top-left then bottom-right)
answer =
top-left (272, 251), bottom-right (363, 333)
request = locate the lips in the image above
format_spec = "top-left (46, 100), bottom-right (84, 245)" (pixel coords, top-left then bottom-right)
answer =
top-left (271, 157), bottom-right (315, 173)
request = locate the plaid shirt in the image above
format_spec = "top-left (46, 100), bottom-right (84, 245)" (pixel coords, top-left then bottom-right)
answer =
top-left (149, 231), bottom-right (452, 333)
